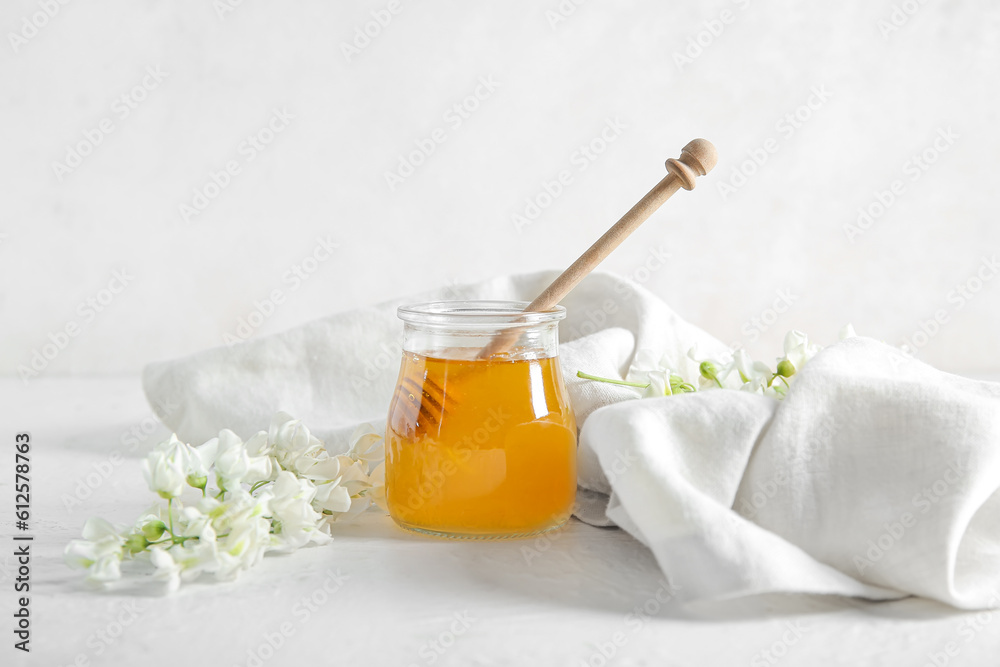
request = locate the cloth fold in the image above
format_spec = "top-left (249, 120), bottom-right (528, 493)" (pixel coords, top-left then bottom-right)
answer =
top-left (143, 271), bottom-right (1000, 609)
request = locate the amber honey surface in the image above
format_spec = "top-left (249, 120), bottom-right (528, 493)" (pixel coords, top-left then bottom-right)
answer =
top-left (385, 350), bottom-right (577, 537)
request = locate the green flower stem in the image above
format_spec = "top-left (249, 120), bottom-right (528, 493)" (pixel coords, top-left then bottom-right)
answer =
top-left (167, 497), bottom-right (175, 537)
top-left (148, 530), bottom-right (230, 550)
top-left (149, 535), bottom-right (196, 547)
top-left (576, 370), bottom-right (649, 388)
top-left (249, 480), bottom-right (270, 495)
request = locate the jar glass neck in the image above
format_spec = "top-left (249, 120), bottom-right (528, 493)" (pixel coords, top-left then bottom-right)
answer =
top-left (402, 321), bottom-right (560, 360)
top-left (397, 300), bottom-right (565, 360)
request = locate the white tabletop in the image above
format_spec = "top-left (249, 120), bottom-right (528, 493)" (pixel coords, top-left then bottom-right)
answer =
top-left (6, 377), bottom-right (1000, 667)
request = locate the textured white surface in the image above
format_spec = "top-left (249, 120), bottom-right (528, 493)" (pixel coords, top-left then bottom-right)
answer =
top-left (6, 377), bottom-right (1000, 666)
top-left (2, 1), bottom-right (999, 378)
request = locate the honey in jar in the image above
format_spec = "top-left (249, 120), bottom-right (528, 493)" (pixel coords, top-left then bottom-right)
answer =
top-left (385, 301), bottom-right (577, 539)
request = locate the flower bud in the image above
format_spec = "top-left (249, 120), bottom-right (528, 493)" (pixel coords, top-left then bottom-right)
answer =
top-left (699, 361), bottom-right (724, 388)
top-left (187, 474), bottom-right (208, 491)
top-left (124, 533), bottom-right (149, 554)
top-left (141, 520), bottom-right (167, 541)
top-left (142, 437), bottom-right (187, 499)
top-left (776, 359), bottom-right (796, 377)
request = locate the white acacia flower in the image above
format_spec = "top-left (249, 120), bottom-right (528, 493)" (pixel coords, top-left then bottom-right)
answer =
top-left (347, 423), bottom-right (385, 472)
top-left (246, 457), bottom-right (276, 485)
top-left (68, 412), bottom-right (391, 593)
top-left (581, 328), bottom-right (860, 404)
top-left (329, 497), bottom-right (373, 523)
top-left (777, 330), bottom-right (823, 376)
top-left (642, 369), bottom-right (671, 398)
top-left (733, 349), bottom-right (772, 387)
top-left (153, 522), bottom-right (219, 589)
top-left (733, 349), bottom-right (787, 398)
top-left (213, 523), bottom-right (265, 580)
top-left (367, 462), bottom-right (387, 513)
top-left (64, 518), bottom-right (125, 584)
top-left (297, 455), bottom-right (341, 482)
top-left (243, 431), bottom-right (280, 483)
top-left (244, 431), bottom-right (271, 458)
top-left (177, 503), bottom-right (214, 539)
top-left (687, 346), bottom-right (740, 390)
top-left (625, 349), bottom-right (670, 386)
top-left (148, 546), bottom-right (183, 593)
top-left (141, 435), bottom-right (189, 499)
top-left (266, 417), bottom-right (385, 483)
top-left (624, 351), bottom-right (681, 397)
top-left (211, 430), bottom-right (249, 486)
top-left (333, 456), bottom-right (372, 495)
top-left (215, 515), bottom-right (272, 580)
top-left (209, 489), bottom-right (271, 536)
top-left (313, 479), bottom-right (353, 515)
top-left (269, 412), bottom-right (326, 474)
top-left (88, 553), bottom-right (123, 583)
top-left (185, 439), bottom-right (218, 490)
top-left (194, 495), bottom-right (224, 521)
top-left (209, 430), bottom-right (275, 490)
top-left (269, 471), bottom-right (332, 552)
top-left (206, 489), bottom-right (274, 580)
top-left (317, 459), bottom-right (378, 522)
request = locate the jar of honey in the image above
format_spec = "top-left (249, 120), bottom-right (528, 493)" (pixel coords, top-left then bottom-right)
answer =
top-left (385, 301), bottom-right (577, 539)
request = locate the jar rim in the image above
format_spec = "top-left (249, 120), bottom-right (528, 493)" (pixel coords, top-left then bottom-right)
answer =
top-left (397, 300), bottom-right (565, 327)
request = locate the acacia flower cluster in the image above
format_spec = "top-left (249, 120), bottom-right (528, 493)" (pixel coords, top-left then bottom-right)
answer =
top-left (65, 412), bottom-right (386, 593)
top-left (579, 327), bottom-right (856, 400)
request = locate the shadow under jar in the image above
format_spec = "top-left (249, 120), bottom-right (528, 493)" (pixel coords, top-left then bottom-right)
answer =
top-left (385, 301), bottom-right (577, 539)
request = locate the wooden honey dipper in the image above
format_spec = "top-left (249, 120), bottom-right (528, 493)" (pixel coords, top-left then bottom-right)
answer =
top-left (476, 137), bottom-right (718, 359)
top-left (393, 139), bottom-right (718, 432)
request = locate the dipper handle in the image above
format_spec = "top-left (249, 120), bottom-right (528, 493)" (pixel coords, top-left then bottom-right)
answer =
top-left (478, 138), bottom-right (717, 358)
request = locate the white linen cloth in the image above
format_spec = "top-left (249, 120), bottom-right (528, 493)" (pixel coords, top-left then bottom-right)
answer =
top-left (143, 271), bottom-right (1000, 609)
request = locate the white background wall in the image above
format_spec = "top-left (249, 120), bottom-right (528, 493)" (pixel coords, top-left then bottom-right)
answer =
top-left (2, 0), bottom-right (998, 378)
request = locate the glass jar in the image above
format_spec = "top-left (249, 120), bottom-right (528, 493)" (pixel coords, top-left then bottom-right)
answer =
top-left (385, 301), bottom-right (577, 539)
